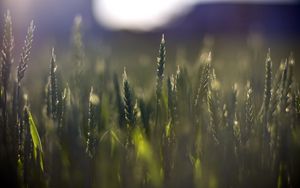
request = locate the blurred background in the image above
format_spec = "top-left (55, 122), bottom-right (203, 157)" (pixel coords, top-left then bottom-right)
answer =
top-left (0, 0), bottom-right (300, 90)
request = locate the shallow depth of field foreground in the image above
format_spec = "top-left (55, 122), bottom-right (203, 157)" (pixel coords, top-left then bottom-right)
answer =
top-left (1, 2), bottom-right (300, 188)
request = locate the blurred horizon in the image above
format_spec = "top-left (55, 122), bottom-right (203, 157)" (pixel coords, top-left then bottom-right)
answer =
top-left (0, 0), bottom-right (300, 77)
top-left (1, 1), bottom-right (300, 34)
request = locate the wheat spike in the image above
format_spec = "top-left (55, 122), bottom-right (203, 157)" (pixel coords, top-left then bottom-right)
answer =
top-left (17, 21), bottom-right (35, 83)
top-left (123, 68), bottom-right (135, 128)
top-left (49, 48), bottom-right (58, 119)
top-left (1, 10), bottom-right (14, 90)
top-left (113, 73), bottom-right (126, 129)
top-left (195, 52), bottom-right (211, 108)
top-left (262, 49), bottom-right (272, 117)
top-left (156, 34), bottom-right (166, 104)
top-left (86, 87), bottom-right (98, 157)
top-left (71, 15), bottom-right (84, 69)
top-left (243, 81), bottom-right (254, 143)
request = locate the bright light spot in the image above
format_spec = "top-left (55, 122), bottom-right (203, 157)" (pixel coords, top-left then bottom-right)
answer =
top-left (92, 0), bottom-right (193, 31)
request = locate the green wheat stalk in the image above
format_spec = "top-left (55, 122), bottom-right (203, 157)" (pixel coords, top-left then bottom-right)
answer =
top-left (139, 98), bottom-right (151, 136)
top-left (207, 69), bottom-right (221, 144)
top-left (113, 73), bottom-right (125, 129)
top-left (155, 34), bottom-right (166, 127)
top-left (167, 75), bottom-right (177, 125)
top-left (123, 68), bottom-right (136, 128)
top-left (17, 21), bottom-right (35, 83)
top-left (14, 21), bottom-right (35, 159)
top-left (49, 48), bottom-right (59, 120)
top-left (194, 52), bottom-right (211, 109)
top-left (71, 15), bottom-right (84, 70)
top-left (243, 81), bottom-right (254, 144)
top-left (259, 50), bottom-right (272, 145)
top-left (1, 10), bottom-right (14, 145)
top-left (86, 87), bottom-right (99, 158)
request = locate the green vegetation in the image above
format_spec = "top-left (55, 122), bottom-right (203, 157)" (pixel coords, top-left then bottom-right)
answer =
top-left (0, 11), bottom-right (300, 188)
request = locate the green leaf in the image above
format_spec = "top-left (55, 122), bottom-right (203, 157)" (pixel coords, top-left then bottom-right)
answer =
top-left (28, 110), bottom-right (44, 171)
top-left (110, 130), bottom-right (121, 144)
top-left (109, 130), bottom-right (121, 156)
top-left (133, 128), bottom-right (162, 187)
top-left (165, 120), bottom-right (171, 138)
top-left (100, 129), bottom-right (122, 156)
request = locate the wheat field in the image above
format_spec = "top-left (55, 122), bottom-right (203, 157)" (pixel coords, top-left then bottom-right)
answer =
top-left (0, 11), bottom-right (300, 188)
